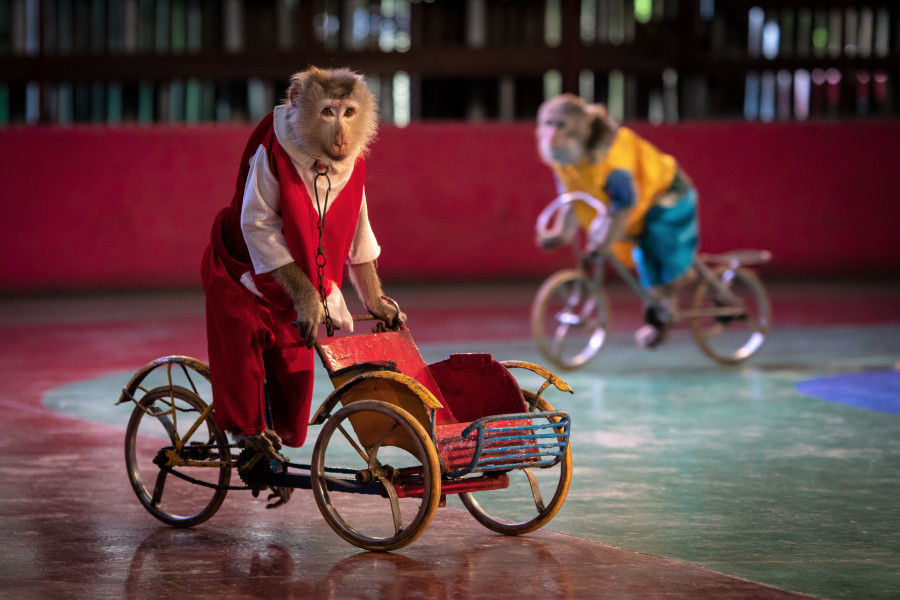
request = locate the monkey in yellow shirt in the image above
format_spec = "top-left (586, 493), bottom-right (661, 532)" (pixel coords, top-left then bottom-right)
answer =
top-left (536, 94), bottom-right (698, 348)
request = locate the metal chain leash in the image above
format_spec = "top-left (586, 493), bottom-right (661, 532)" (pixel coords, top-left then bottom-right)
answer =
top-left (313, 163), bottom-right (336, 337)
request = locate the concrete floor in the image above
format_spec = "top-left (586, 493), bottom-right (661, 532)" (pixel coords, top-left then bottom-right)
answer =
top-left (2, 278), bottom-right (899, 599)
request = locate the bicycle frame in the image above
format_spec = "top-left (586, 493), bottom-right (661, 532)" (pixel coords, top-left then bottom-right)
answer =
top-left (579, 251), bottom-right (763, 325)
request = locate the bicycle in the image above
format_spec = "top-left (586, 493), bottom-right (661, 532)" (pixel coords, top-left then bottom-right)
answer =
top-left (531, 192), bottom-right (772, 370)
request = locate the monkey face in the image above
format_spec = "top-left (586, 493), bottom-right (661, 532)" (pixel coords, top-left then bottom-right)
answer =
top-left (536, 101), bottom-right (590, 166)
top-left (285, 67), bottom-right (378, 166)
top-left (316, 98), bottom-right (362, 162)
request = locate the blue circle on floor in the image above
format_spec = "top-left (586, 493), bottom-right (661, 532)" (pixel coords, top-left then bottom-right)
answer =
top-left (796, 370), bottom-right (900, 414)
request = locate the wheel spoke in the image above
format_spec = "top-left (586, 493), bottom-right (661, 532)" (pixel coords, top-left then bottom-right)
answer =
top-left (336, 422), bottom-right (373, 464)
top-left (320, 473), bottom-right (364, 491)
top-left (523, 468), bottom-right (546, 513)
top-left (151, 468), bottom-right (168, 507)
top-left (550, 323), bottom-right (570, 358)
top-left (367, 422), bottom-right (401, 467)
top-left (368, 421), bottom-right (405, 535)
top-left (577, 295), bottom-right (597, 320)
top-left (376, 474), bottom-right (405, 536)
top-left (149, 404), bottom-right (178, 444)
top-left (179, 363), bottom-right (201, 397)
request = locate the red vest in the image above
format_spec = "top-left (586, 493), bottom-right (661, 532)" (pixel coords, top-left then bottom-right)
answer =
top-left (210, 112), bottom-right (365, 311)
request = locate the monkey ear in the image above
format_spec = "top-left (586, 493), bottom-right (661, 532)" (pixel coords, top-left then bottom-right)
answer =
top-left (585, 115), bottom-right (615, 158)
top-left (287, 71), bottom-right (309, 107)
top-left (586, 116), bottom-right (604, 150)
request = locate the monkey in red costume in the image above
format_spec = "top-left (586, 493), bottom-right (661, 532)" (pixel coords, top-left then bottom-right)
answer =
top-left (202, 67), bottom-right (402, 507)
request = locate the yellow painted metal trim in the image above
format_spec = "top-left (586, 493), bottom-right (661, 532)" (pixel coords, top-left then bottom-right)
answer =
top-left (501, 360), bottom-right (574, 394)
top-left (309, 370), bottom-right (443, 425)
top-left (117, 355), bottom-right (210, 405)
top-left (175, 401), bottom-right (215, 451)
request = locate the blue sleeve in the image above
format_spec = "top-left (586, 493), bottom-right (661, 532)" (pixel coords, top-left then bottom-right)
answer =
top-left (604, 169), bottom-right (636, 212)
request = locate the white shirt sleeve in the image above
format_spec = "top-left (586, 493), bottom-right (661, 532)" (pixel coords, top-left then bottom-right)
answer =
top-left (347, 190), bottom-right (382, 265)
top-left (240, 145), bottom-right (294, 274)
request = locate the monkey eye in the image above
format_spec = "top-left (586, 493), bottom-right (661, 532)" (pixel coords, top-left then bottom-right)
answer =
top-left (344, 107), bottom-right (355, 117)
top-left (321, 107), bottom-right (334, 117)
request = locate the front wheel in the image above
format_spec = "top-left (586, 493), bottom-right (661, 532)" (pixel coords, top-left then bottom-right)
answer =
top-left (531, 269), bottom-right (610, 371)
top-left (124, 385), bottom-right (231, 527)
top-left (689, 266), bottom-right (771, 364)
top-left (310, 400), bottom-right (442, 552)
top-left (458, 393), bottom-right (572, 535)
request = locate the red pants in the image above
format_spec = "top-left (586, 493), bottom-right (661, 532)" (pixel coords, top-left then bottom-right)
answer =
top-left (202, 245), bottom-right (315, 448)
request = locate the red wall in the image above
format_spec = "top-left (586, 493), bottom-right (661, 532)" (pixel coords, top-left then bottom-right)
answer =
top-left (1, 120), bottom-right (898, 293)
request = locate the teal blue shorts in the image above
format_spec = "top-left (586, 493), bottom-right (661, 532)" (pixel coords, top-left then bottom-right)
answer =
top-left (632, 189), bottom-right (699, 288)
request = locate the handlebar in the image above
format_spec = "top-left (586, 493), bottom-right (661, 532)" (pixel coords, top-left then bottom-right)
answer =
top-left (536, 192), bottom-right (611, 255)
top-left (293, 296), bottom-right (405, 335)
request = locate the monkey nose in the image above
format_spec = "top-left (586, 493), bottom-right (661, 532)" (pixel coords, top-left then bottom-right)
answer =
top-left (328, 142), bottom-right (348, 161)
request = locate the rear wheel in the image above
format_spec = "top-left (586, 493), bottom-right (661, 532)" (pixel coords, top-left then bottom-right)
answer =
top-left (459, 394), bottom-right (572, 535)
top-left (124, 385), bottom-right (231, 527)
top-left (532, 269), bottom-right (610, 371)
top-left (690, 266), bottom-right (771, 364)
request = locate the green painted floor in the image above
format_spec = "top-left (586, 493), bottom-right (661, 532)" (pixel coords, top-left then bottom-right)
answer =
top-left (45, 324), bottom-right (900, 600)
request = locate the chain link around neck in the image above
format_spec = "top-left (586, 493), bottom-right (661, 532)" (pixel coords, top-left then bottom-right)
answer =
top-left (313, 164), bottom-right (335, 337)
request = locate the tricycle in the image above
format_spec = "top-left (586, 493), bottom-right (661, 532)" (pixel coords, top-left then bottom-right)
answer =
top-left (117, 312), bottom-right (573, 551)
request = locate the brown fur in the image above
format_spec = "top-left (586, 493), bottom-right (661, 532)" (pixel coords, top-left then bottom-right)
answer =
top-left (283, 66), bottom-right (378, 163)
top-left (537, 94), bottom-right (617, 163)
top-left (272, 261), bottom-right (318, 308)
top-left (273, 261), bottom-right (322, 346)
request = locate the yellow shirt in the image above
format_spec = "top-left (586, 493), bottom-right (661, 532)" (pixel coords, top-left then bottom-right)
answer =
top-left (552, 127), bottom-right (677, 238)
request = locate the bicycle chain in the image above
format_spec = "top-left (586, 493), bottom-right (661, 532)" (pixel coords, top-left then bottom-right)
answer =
top-left (157, 443), bottom-right (252, 491)
top-left (161, 464), bottom-right (252, 491)
top-left (155, 444), bottom-right (358, 492)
